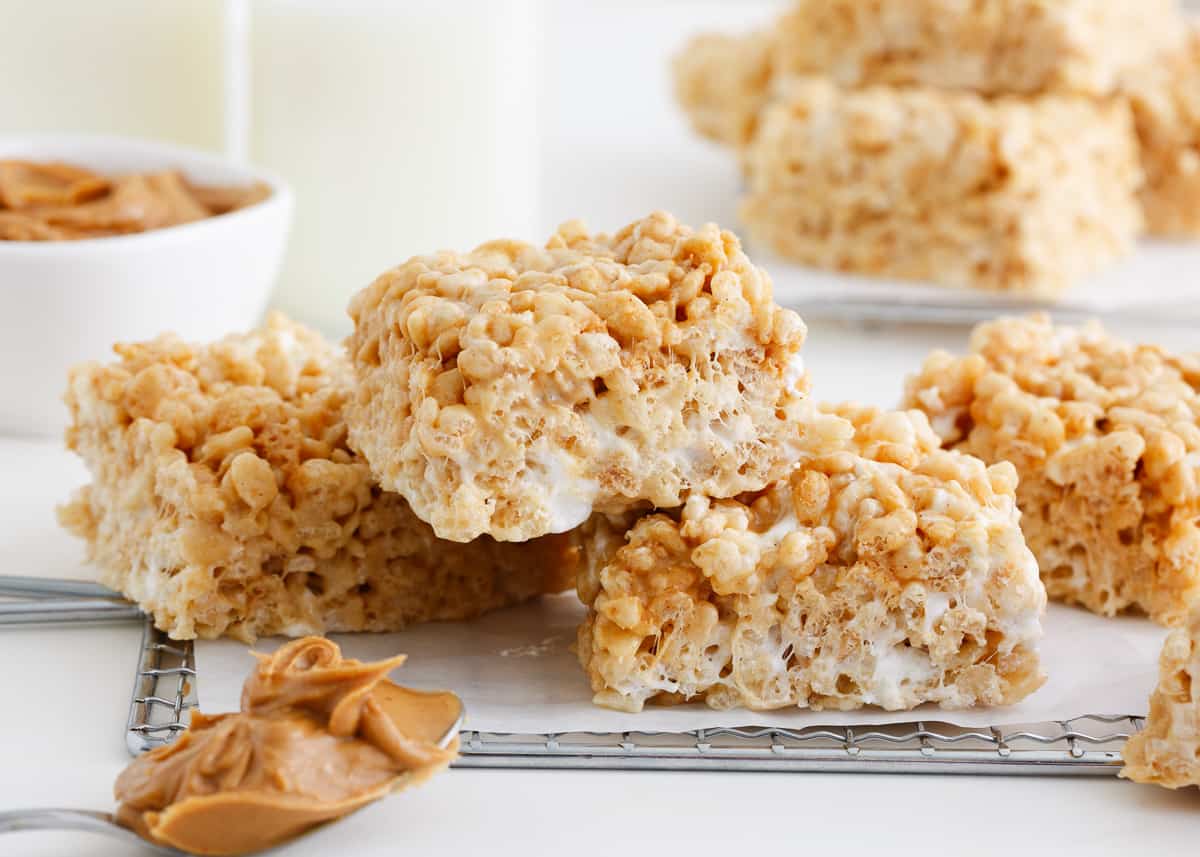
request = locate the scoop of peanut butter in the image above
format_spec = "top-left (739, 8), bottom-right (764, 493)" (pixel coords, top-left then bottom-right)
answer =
top-left (114, 637), bottom-right (459, 857)
top-left (0, 159), bottom-right (269, 241)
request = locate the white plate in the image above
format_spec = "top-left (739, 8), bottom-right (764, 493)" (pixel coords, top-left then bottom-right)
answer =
top-left (754, 239), bottom-right (1200, 326)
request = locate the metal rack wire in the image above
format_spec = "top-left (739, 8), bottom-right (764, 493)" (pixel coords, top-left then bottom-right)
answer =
top-left (455, 716), bottom-right (1138, 775)
top-left (125, 619), bottom-right (199, 755)
top-left (126, 617), bottom-right (1141, 775)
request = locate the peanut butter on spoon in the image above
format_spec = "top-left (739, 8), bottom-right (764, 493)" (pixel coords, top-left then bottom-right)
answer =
top-left (114, 637), bottom-right (460, 857)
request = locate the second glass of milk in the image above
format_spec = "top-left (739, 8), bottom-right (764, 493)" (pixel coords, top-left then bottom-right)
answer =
top-left (249, 0), bottom-right (540, 337)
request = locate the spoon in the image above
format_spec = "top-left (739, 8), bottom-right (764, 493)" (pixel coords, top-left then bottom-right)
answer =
top-left (0, 691), bottom-right (464, 856)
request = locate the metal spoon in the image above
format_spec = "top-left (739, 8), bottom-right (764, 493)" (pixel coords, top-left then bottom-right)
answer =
top-left (0, 808), bottom-right (186, 856)
top-left (0, 695), bottom-right (464, 855)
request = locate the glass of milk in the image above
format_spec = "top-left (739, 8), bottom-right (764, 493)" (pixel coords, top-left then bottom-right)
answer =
top-left (0, 0), bottom-right (226, 150)
top-left (248, 0), bottom-right (541, 337)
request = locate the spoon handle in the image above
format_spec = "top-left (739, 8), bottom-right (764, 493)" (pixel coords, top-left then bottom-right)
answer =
top-left (0, 808), bottom-right (182, 854)
top-left (0, 807), bottom-right (117, 834)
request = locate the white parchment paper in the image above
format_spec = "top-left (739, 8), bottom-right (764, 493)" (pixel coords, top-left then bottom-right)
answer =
top-left (196, 597), bottom-right (1168, 732)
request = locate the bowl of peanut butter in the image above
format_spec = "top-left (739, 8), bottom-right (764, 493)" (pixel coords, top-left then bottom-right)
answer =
top-left (0, 134), bottom-right (293, 437)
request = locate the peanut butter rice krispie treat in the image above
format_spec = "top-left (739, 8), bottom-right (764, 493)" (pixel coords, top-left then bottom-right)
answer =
top-left (346, 212), bottom-right (822, 544)
top-left (672, 30), bottom-right (777, 148)
top-left (904, 315), bottom-right (1200, 626)
top-left (1121, 607), bottom-right (1200, 789)
top-left (774, 0), bottom-right (1184, 97)
top-left (1123, 26), bottom-right (1200, 238)
top-left (740, 79), bottom-right (1142, 296)
top-left (576, 404), bottom-right (1046, 713)
top-left (60, 314), bottom-right (574, 641)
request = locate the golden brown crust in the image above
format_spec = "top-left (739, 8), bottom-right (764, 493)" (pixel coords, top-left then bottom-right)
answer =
top-left (904, 314), bottom-right (1200, 626)
top-left (1121, 607), bottom-right (1200, 788)
top-left (346, 211), bottom-right (821, 543)
top-left (61, 314), bottom-right (574, 641)
top-left (773, 0), bottom-right (1184, 97)
top-left (1123, 26), bottom-right (1200, 237)
top-left (576, 404), bottom-right (1045, 713)
top-left (740, 79), bottom-right (1142, 296)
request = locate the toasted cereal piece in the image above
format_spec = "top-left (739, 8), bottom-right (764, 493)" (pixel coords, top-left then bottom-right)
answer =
top-left (1121, 607), bottom-right (1200, 788)
top-left (672, 29), bottom-right (777, 148)
top-left (903, 315), bottom-right (1200, 626)
top-left (575, 403), bottom-right (1046, 713)
top-left (60, 314), bottom-right (574, 642)
top-left (1124, 27), bottom-right (1200, 238)
top-left (740, 79), bottom-right (1142, 296)
top-left (346, 212), bottom-right (825, 544)
top-left (774, 0), bottom-right (1184, 97)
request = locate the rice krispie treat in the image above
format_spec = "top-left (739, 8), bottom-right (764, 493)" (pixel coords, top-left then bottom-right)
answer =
top-left (1123, 27), bottom-right (1200, 237)
top-left (346, 212), bottom-right (824, 544)
top-left (740, 79), bottom-right (1142, 296)
top-left (774, 0), bottom-right (1184, 97)
top-left (60, 314), bottom-right (575, 641)
top-left (576, 404), bottom-right (1046, 713)
top-left (904, 315), bottom-right (1200, 626)
top-left (1121, 607), bottom-right (1200, 788)
top-left (672, 30), bottom-right (776, 148)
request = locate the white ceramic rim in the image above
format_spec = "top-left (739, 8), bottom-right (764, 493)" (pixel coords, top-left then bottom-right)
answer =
top-left (0, 133), bottom-right (293, 256)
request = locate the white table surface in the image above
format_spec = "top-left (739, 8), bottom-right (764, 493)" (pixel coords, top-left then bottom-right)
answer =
top-left (2, 318), bottom-right (1198, 857)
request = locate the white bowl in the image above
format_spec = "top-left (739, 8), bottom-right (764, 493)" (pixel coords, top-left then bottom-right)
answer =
top-left (0, 134), bottom-right (293, 437)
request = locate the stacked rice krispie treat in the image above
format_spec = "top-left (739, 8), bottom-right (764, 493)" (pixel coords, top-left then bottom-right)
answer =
top-left (1123, 26), bottom-right (1200, 238)
top-left (674, 0), bottom-right (1195, 296)
top-left (904, 315), bottom-right (1200, 626)
top-left (63, 212), bottom-right (1050, 716)
top-left (345, 211), bottom-right (822, 543)
top-left (1122, 606), bottom-right (1200, 788)
top-left (575, 404), bottom-right (1046, 712)
top-left (61, 314), bottom-right (575, 641)
top-left (771, 0), bottom-right (1182, 97)
top-left (741, 80), bottom-right (1140, 296)
top-left (342, 212), bottom-right (1047, 713)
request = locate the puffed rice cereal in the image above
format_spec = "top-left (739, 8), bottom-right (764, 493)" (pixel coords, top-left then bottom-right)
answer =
top-left (1121, 606), bottom-right (1200, 789)
top-left (740, 79), bottom-right (1142, 296)
top-left (575, 403), bottom-right (1046, 713)
top-left (346, 212), bottom-right (823, 543)
top-left (60, 314), bottom-right (575, 641)
top-left (904, 315), bottom-right (1200, 626)
top-left (774, 0), bottom-right (1184, 97)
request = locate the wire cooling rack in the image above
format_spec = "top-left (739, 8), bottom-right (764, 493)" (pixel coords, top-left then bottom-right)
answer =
top-left (126, 617), bottom-right (1141, 775)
